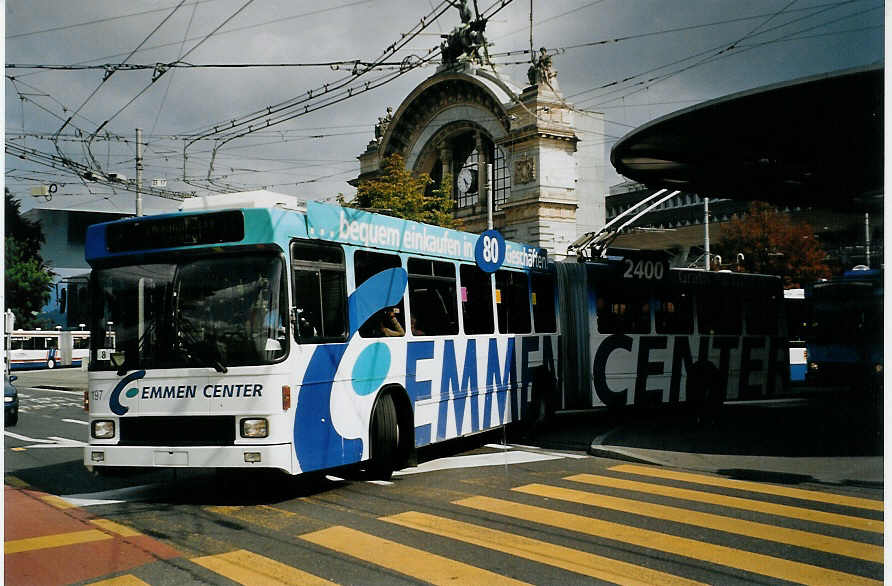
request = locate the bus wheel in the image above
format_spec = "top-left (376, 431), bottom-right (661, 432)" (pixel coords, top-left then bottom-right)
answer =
top-left (369, 393), bottom-right (398, 481)
top-left (46, 359), bottom-right (55, 369)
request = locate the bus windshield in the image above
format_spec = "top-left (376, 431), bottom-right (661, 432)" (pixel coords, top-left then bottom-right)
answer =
top-left (90, 252), bottom-right (288, 371)
top-left (809, 282), bottom-right (882, 343)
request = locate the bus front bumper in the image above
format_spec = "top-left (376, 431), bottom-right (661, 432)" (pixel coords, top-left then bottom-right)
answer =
top-left (84, 443), bottom-right (294, 474)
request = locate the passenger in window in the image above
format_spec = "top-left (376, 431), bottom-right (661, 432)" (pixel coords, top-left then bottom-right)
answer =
top-left (410, 316), bottom-right (425, 336)
top-left (377, 307), bottom-right (405, 337)
top-left (296, 309), bottom-right (318, 338)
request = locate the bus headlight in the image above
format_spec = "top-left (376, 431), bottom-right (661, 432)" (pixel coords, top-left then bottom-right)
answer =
top-left (808, 362), bottom-right (819, 371)
top-left (240, 418), bottom-right (268, 438)
top-left (91, 420), bottom-right (115, 439)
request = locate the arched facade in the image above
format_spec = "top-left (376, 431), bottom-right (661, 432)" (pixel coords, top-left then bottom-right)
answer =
top-left (356, 64), bottom-right (605, 256)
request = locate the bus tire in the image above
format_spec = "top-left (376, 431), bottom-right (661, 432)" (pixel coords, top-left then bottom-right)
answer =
top-left (47, 359), bottom-right (55, 369)
top-left (369, 393), bottom-right (398, 481)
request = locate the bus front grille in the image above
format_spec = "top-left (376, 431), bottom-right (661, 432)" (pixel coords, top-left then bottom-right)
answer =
top-left (118, 416), bottom-right (236, 446)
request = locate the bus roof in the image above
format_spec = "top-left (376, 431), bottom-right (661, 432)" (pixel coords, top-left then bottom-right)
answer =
top-left (85, 196), bottom-right (548, 272)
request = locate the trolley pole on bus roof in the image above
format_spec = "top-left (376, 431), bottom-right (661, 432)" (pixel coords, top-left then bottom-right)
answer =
top-left (704, 197), bottom-right (711, 271)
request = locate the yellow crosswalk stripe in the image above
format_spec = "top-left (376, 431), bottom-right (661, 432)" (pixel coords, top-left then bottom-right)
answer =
top-left (90, 519), bottom-right (142, 537)
top-left (514, 483), bottom-right (882, 563)
top-left (5, 529), bottom-right (113, 554)
top-left (610, 464), bottom-right (884, 511)
top-left (192, 549), bottom-right (335, 585)
top-left (301, 525), bottom-right (530, 586)
top-left (383, 511), bottom-right (706, 586)
top-left (88, 575), bottom-right (151, 585)
top-left (40, 494), bottom-right (77, 510)
top-left (456, 496), bottom-right (882, 586)
top-left (567, 473), bottom-right (882, 533)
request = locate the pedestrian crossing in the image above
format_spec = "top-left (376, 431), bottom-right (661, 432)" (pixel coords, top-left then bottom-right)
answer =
top-left (6, 463), bottom-right (883, 585)
top-left (181, 463), bottom-right (882, 585)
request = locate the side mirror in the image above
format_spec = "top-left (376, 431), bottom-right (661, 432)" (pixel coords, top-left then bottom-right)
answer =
top-left (8, 375), bottom-right (17, 382)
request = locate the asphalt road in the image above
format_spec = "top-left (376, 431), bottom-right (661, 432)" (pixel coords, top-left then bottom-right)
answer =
top-left (4, 367), bottom-right (884, 585)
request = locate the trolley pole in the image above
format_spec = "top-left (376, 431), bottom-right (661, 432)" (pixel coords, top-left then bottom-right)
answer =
top-left (704, 197), bottom-right (710, 271)
top-left (135, 128), bottom-right (143, 217)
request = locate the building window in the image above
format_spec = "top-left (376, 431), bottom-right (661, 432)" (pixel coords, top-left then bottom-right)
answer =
top-left (492, 145), bottom-right (510, 210)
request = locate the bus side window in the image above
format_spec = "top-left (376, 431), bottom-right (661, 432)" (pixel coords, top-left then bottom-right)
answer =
top-left (697, 291), bottom-right (741, 335)
top-left (407, 258), bottom-right (458, 336)
top-left (596, 288), bottom-right (650, 334)
top-left (354, 250), bottom-right (405, 338)
top-left (45, 336), bottom-right (58, 349)
top-left (744, 292), bottom-right (778, 335)
top-left (291, 241), bottom-right (348, 343)
top-left (530, 272), bottom-right (557, 333)
top-left (459, 264), bottom-right (494, 335)
top-left (495, 270), bottom-right (531, 334)
top-left (655, 291), bottom-right (693, 334)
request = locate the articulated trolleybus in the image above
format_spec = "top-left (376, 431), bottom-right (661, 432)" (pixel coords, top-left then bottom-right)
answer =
top-left (84, 192), bottom-right (556, 478)
top-left (558, 188), bottom-right (787, 411)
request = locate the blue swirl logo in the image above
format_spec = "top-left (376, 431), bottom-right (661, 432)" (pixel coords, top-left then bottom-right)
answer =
top-left (109, 370), bottom-right (146, 416)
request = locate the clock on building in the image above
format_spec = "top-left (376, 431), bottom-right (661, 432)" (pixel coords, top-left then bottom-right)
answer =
top-left (457, 165), bottom-right (476, 196)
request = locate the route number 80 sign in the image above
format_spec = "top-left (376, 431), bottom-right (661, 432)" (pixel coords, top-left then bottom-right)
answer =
top-left (475, 229), bottom-right (506, 273)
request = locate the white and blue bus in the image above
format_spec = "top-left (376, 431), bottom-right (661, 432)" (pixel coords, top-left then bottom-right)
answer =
top-left (556, 254), bottom-right (787, 411)
top-left (83, 193), bottom-right (558, 478)
top-left (783, 288), bottom-right (807, 383)
top-left (6, 330), bottom-right (91, 370)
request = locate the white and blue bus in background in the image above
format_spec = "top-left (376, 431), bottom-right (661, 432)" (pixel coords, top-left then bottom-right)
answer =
top-left (6, 330), bottom-right (91, 370)
top-left (783, 288), bottom-right (808, 384)
top-left (805, 267), bottom-right (883, 395)
top-left (83, 192), bottom-right (558, 479)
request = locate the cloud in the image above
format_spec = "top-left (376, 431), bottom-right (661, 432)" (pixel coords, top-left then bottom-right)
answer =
top-left (6, 0), bottom-right (882, 210)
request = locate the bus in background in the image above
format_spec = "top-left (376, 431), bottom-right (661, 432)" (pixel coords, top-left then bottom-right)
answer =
top-left (556, 250), bottom-right (787, 411)
top-left (83, 193), bottom-right (557, 479)
top-left (805, 267), bottom-right (883, 395)
top-left (6, 330), bottom-right (91, 370)
top-left (783, 288), bottom-right (808, 384)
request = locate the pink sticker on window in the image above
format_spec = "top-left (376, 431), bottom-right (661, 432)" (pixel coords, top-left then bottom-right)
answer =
top-left (460, 286), bottom-right (468, 302)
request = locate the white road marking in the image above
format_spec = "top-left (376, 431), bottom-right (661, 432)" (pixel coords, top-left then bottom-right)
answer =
top-left (61, 484), bottom-right (167, 507)
top-left (49, 436), bottom-right (86, 446)
top-left (62, 419), bottom-right (89, 426)
top-left (393, 450), bottom-right (563, 476)
top-left (4, 431), bottom-right (55, 443)
top-left (24, 387), bottom-right (83, 396)
top-left (487, 443), bottom-right (591, 459)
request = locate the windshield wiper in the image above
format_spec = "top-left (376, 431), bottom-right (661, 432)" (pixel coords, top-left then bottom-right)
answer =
top-left (116, 317), bottom-right (158, 376)
top-left (179, 319), bottom-right (228, 373)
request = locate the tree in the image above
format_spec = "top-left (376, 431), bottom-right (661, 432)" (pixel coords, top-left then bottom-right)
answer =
top-left (5, 189), bottom-right (54, 328)
top-left (346, 154), bottom-right (456, 228)
top-left (715, 201), bottom-right (830, 287)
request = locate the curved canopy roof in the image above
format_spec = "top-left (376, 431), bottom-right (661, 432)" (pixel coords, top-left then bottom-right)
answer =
top-left (610, 66), bottom-right (883, 211)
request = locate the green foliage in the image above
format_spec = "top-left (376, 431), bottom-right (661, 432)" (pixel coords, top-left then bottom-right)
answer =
top-left (347, 154), bottom-right (456, 228)
top-left (715, 201), bottom-right (830, 287)
top-left (5, 189), bottom-right (54, 328)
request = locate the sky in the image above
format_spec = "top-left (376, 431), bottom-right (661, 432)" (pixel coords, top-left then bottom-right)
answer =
top-left (4, 0), bottom-right (884, 215)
